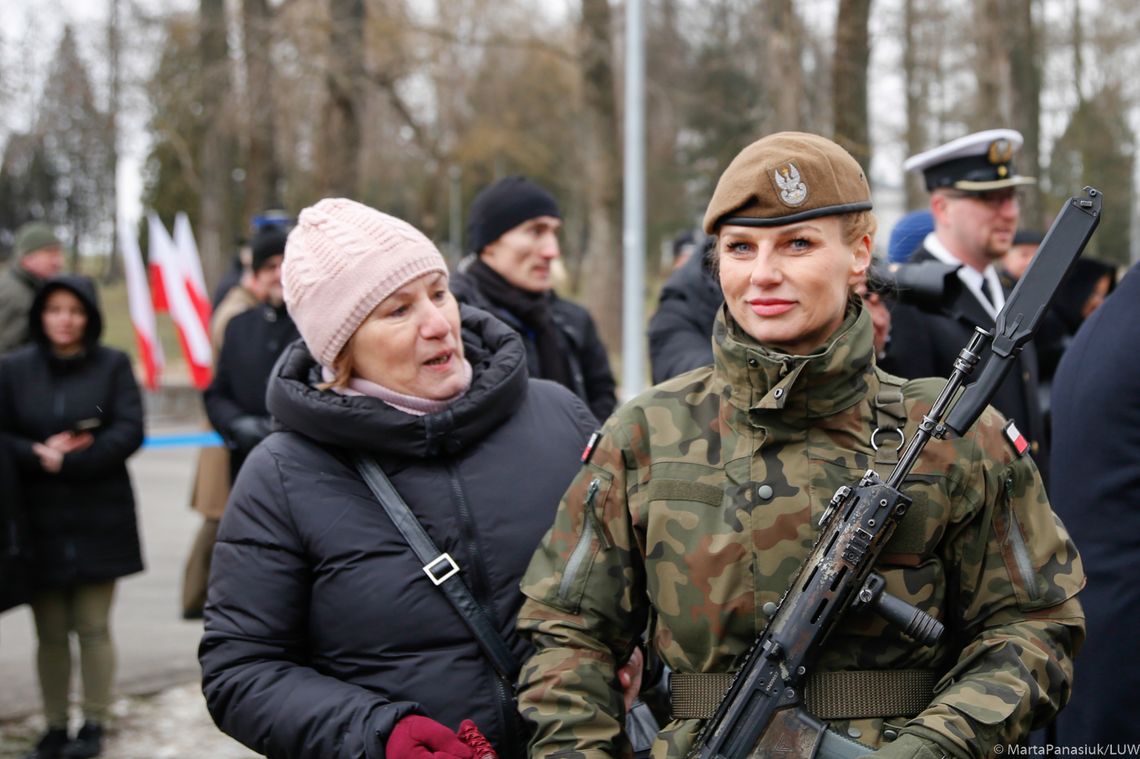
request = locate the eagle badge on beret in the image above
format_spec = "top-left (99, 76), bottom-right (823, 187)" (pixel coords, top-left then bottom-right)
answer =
top-left (774, 163), bottom-right (808, 207)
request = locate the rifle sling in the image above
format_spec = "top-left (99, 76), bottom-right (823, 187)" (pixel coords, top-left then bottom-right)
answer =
top-left (670, 669), bottom-right (937, 721)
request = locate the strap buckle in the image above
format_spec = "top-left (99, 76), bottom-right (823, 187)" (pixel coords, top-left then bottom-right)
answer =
top-left (423, 553), bottom-right (460, 586)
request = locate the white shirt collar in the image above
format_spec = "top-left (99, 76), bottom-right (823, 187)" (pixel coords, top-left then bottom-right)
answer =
top-left (923, 232), bottom-right (1004, 318)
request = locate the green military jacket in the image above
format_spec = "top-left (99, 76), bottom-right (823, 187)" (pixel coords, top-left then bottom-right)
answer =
top-left (517, 303), bottom-right (1084, 759)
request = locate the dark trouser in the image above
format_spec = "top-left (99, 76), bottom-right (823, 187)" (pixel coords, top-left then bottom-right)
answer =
top-left (30, 581), bottom-right (117, 728)
top-left (181, 518), bottom-right (219, 617)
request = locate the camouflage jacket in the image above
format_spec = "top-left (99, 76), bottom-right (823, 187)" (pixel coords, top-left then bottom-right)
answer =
top-left (517, 303), bottom-right (1084, 759)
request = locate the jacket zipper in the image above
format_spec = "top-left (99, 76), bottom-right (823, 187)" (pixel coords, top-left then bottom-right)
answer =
top-left (558, 478), bottom-right (608, 602)
top-left (1004, 476), bottom-right (1040, 604)
top-left (445, 464), bottom-right (519, 756)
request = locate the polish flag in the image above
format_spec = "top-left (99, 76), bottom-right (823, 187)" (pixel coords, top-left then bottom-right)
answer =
top-left (119, 220), bottom-right (164, 390)
top-left (173, 212), bottom-right (212, 333)
top-left (148, 213), bottom-right (213, 389)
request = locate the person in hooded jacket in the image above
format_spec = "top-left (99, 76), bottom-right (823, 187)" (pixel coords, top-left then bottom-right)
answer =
top-left (0, 275), bottom-right (145, 759)
top-left (198, 198), bottom-right (606, 759)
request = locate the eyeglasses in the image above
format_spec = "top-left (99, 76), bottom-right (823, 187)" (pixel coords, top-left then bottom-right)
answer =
top-left (942, 188), bottom-right (1024, 208)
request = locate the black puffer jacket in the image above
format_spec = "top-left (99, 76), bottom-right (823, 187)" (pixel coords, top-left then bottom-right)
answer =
top-left (0, 275), bottom-right (144, 591)
top-left (647, 249), bottom-right (722, 384)
top-left (0, 440), bottom-right (30, 611)
top-left (199, 306), bottom-right (596, 759)
top-left (204, 302), bottom-right (300, 478)
top-left (451, 265), bottom-right (616, 422)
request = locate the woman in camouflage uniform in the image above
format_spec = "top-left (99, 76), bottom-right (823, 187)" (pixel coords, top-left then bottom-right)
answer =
top-left (516, 133), bottom-right (1085, 759)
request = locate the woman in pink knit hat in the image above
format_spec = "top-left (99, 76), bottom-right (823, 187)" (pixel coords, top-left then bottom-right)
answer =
top-left (196, 198), bottom-right (633, 759)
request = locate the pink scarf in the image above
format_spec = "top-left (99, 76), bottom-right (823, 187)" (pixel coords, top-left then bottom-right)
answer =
top-left (321, 361), bottom-right (473, 416)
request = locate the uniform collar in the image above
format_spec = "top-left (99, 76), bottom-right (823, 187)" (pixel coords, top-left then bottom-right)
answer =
top-left (924, 232), bottom-right (1005, 317)
top-left (713, 298), bottom-right (875, 428)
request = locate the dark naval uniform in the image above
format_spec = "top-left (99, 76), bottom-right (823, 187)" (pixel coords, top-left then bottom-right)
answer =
top-left (879, 245), bottom-right (1047, 480)
top-left (882, 128), bottom-right (1048, 481)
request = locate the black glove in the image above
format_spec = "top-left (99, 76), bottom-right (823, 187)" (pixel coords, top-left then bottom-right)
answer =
top-left (228, 415), bottom-right (272, 453)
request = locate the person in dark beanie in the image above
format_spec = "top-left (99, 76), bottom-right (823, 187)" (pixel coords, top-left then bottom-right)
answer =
top-left (0, 275), bottom-right (145, 759)
top-left (0, 222), bottom-right (66, 355)
top-left (452, 176), bottom-right (617, 422)
top-left (204, 225), bottom-right (298, 482)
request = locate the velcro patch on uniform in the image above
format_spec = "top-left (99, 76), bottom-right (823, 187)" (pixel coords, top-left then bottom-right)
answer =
top-left (1003, 419), bottom-right (1030, 457)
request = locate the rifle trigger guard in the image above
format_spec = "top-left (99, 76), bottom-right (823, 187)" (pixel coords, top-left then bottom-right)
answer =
top-left (871, 427), bottom-right (905, 452)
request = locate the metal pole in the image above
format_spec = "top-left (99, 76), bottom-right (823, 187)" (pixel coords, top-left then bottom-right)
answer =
top-left (449, 164), bottom-right (462, 266)
top-left (622, 0), bottom-right (646, 399)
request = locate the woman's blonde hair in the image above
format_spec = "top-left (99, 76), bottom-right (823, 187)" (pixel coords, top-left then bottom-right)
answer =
top-left (839, 210), bottom-right (878, 247)
top-left (317, 342), bottom-right (354, 391)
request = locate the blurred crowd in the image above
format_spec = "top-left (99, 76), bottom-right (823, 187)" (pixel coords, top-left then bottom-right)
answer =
top-left (0, 127), bottom-right (1136, 759)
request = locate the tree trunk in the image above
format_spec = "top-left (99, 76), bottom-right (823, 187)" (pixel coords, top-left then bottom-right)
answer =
top-left (103, 0), bottom-right (122, 283)
top-left (765, 0), bottom-right (803, 132)
top-left (577, 0), bottom-right (622, 356)
top-left (833, 0), bottom-right (873, 175)
top-left (971, 0), bottom-right (1009, 128)
top-left (198, 0), bottom-right (234, 291)
top-left (242, 0), bottom-right (279, 223)
top-left (319, 0), bottom-right (364, 197)
top-left (902, 0), bottom-right (927, 209)
top-left (1007, 0), bottom-right (1042, 229)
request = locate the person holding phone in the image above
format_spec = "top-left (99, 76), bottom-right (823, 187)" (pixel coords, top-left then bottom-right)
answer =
top-left (0, 275), bottom-right (145, 759)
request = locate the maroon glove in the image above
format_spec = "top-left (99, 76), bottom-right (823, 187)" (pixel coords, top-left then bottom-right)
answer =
top-left (386, 715), bottom-right (473, 759)
top-left (456, 720), bottom-right (498, 759)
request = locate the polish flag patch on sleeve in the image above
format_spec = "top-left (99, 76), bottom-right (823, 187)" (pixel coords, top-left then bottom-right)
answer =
top-left (581, 431), bottom-right (603, 464)
top-left (1003, 419), bottom-right (1030, 456)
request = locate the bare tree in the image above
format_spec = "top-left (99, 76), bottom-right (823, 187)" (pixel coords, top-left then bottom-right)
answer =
top-left (576, 0), bottom-right (622, 354)
top-left (241, 0), bottom-right (280, 222)
top-left (1007, 0), bottom-right (1042, 229)
top-left (36, 26), bottom-right (114, 268)
top-left (971, 0), bottom-right (1011, 127)
top-left (902, 0), bottom-right (927, 208)
top-left (765, 0), bottom-right (805, 131)
top-left (319, 0), bottom-right (365, 197)
top-left (833, 0), bottom-right (873, 174)
top-left (103, 0), bottom-right (123, 281)
top-left (198, 0), bottom-right (236, 289)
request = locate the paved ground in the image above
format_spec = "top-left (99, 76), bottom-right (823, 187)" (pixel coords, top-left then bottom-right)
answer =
top-left (0, 424), bottom-right (258, 757)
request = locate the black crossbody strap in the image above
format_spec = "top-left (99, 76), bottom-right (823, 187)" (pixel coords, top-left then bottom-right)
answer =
top-left (353, 453), bottom-right (521, 683)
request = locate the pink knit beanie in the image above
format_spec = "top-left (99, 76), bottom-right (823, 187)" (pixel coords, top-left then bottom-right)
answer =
top-left (283, 198), bottom-right (449, 366)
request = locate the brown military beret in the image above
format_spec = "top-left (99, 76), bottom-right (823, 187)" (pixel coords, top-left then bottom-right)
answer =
top-left (703, 132), bottom-right (872, 233)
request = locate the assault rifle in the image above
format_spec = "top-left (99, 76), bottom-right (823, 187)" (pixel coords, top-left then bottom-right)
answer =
top-left (690, 187), bottom-right (1102, 759)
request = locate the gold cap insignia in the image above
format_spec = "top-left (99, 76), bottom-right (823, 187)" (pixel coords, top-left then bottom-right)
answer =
top-left (988, 139), bottom-right (1014, 165)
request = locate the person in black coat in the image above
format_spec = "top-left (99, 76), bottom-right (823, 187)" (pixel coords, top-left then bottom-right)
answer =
top-left (0, 275), bottom-right (144, 759)
top-left (451, 176), bottom-right (616, 422)
top-left (199, 198), bottom-right (627, 759)
top-left (879, 129), bottom-right (1048, 481)
top-left (203, 226), bottom-right (299, 481)
top-left (646, 240), bottom-right (721, 384)
top-left (0, 439), bottom-right (30, 613)
top-left (1050, 262), bottom-right (1138, 747)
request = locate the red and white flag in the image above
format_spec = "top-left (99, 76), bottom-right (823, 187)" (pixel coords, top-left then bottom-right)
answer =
top-left (119, 220), bottom-right (164, 390)
top-left (173, 212), bottom-right (212, 332)
top-left (148, 213), bottom-right (213, 389)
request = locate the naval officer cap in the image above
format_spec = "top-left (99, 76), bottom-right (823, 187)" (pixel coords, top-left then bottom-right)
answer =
top-left (703, 132), bottom-right (872, 234)
top-left (905, 128), bottom-right (1037, 193)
